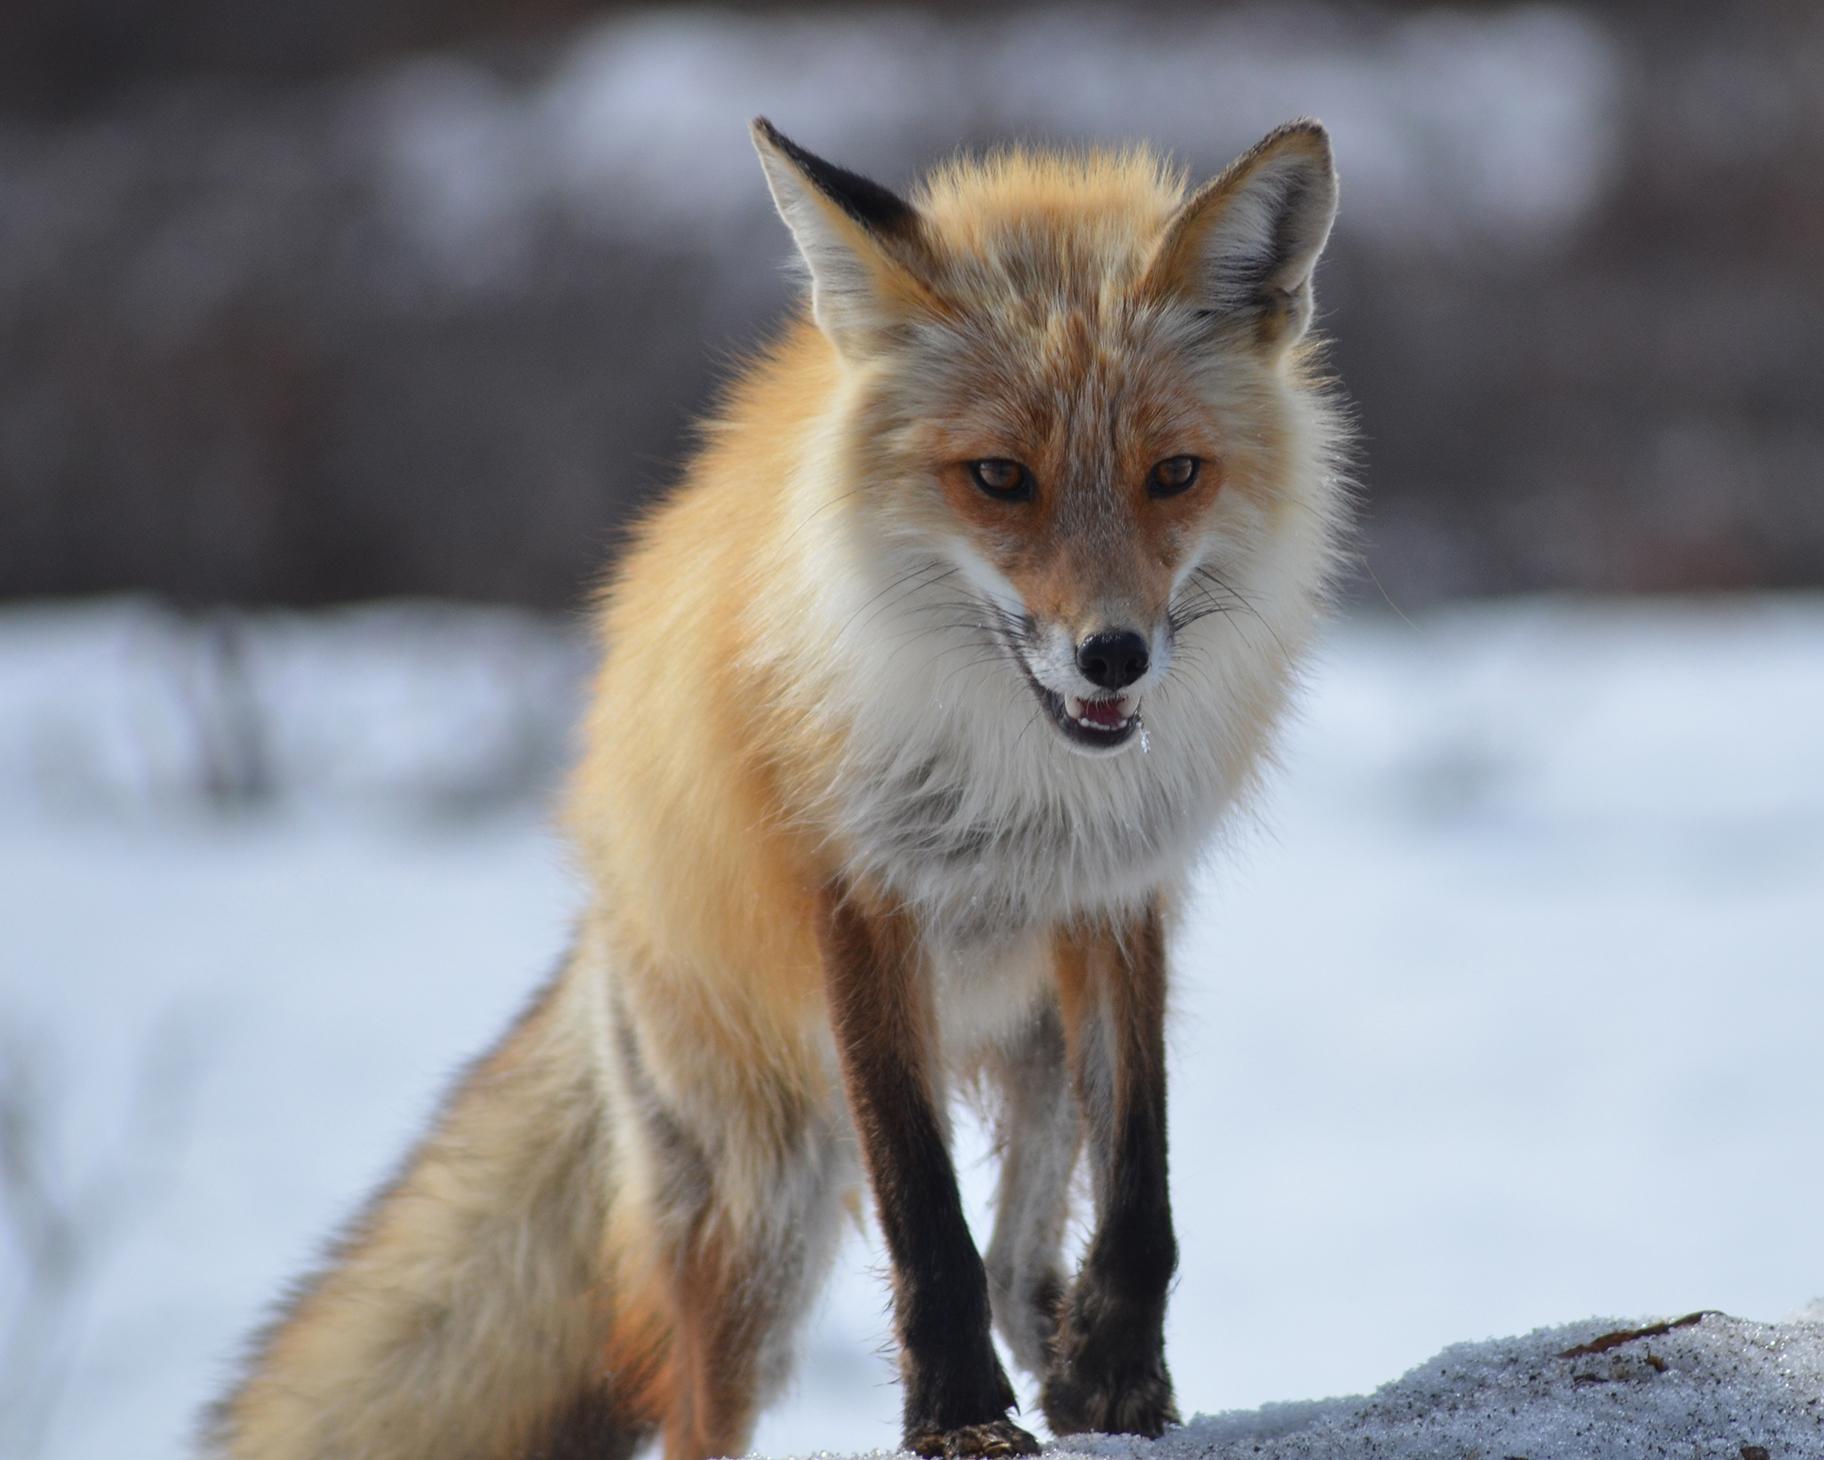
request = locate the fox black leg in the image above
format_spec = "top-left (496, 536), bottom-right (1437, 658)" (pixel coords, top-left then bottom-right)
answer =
top-left (1044, 903), bottom-right (1181, 1438)
top-left (817, 884), bottom-right (1039, 1459)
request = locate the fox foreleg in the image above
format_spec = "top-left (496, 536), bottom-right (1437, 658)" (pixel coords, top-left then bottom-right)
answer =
top-left (816, 885), bottom-right (1039, 1459)
top-left (1043, 904), bottom-right (1181, 1438)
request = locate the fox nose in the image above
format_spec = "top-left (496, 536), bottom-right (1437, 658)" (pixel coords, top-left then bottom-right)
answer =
top-left (1076, 630), bottom-right (1150, 691)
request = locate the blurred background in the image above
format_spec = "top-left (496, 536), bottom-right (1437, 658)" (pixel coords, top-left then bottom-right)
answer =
top-left (2, 3), bottom-right (1821, 1459)
top-left (5, 0), bottom-right (1822, 604)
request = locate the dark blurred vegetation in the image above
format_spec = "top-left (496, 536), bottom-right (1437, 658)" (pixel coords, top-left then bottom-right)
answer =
top-left (1, 1), bottom-right (1819, 609)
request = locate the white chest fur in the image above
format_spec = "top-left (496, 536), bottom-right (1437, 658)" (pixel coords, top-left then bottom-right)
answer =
top-left (820, 630), bottom-right (1251, 942)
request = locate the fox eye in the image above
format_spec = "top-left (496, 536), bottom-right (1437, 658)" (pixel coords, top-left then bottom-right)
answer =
top-left (968, 459), bottom-right (1033, 502)
top-left (1147, 456), bottom-right (1202, 498)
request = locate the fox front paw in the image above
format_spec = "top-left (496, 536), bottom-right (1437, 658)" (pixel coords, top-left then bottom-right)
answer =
top-left (1041, 1360), bottom-right (1178, 1439)
top-left (1041, 1334), bottom-right (1179, 1439)
top-left (903, 1417), bottom-right (1041, 1458)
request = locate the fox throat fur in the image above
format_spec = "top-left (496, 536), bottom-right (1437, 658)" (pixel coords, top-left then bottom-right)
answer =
top-left (208, 116), bottom-right (1350, 1460)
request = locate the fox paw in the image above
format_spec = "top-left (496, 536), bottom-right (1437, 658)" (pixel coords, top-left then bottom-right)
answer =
top-left (903, 1417), bottom-right (1041, 1458)
top-left (1041, 1355), bottom-right (1179, 1439)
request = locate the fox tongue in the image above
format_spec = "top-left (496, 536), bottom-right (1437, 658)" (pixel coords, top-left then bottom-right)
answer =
top-left (1080, 697), bottom-right (1127, 728)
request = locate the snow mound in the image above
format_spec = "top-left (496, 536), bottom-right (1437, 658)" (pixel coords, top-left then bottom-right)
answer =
top-left (1050, 1311), bottom-right (1823, 1460)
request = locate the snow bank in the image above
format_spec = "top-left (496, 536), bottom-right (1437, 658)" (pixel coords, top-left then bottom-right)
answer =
top-left (1050, 1310), bottom-right (1824, 1460)
top-left (0, 599), bottom-right (589, 818)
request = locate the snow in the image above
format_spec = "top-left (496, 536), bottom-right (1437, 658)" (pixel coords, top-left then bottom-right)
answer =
top-left (1059, 1311), bottom-right (1824, 1460)
top-left (2, 596), bottom-right (1822, 1460)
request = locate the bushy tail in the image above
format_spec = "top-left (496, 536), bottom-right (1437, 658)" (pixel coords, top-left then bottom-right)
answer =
top-left (205, 955), bottom-right (668, 1460)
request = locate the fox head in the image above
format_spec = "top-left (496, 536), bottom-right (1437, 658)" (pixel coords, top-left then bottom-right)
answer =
top-left (751, 119), bottom-right (1344, 760)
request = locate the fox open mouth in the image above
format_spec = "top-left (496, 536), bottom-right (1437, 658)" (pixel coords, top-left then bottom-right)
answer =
top-left (1022, 674), bottom-right (1141, 751)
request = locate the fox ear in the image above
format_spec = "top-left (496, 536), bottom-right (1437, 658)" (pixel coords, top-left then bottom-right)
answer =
top-left (750, 118), bottom-right (932, 357)
top-left (1143, 120), bottom-right (1338, 350)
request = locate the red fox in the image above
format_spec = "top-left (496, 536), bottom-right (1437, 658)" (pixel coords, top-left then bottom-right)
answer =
top-left (208, 117), bottom-right (1347, 1460)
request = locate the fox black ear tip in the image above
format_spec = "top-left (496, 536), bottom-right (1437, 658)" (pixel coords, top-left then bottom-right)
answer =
top-left (750, 116), bottom-right (780, 146)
